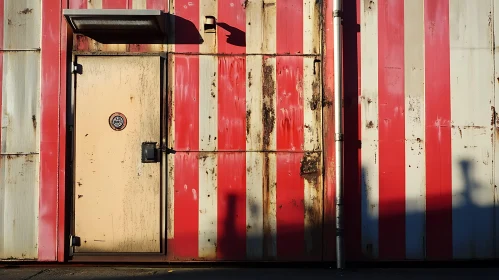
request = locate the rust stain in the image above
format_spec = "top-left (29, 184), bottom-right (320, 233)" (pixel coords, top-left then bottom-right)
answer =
top-left (491, 106), bottom-right (496, 126)
top-left (31, 115), bottom-right (37, 130)
top-left (167, 55), bottom-right (174, 147)
top-left (78, 195), bottom-right (83, 199)
top-left (263, 2), bottom-right (276, 8)
top-left (300, 152), bottom-right (320, 184)
top-left (262, 63), bottom-right (275, 150)
top-left (262, 153), bottom-right (272, 259)
top-left (7, 19), bottom-right (12, 25)
top-left (248, 71), bottom-right (252, 87)
top-left (197, 152), bottom-right (209, 161)
top-left (416, 138), bottom-right (422, 143)
top-left (365, 0), bottom-right (375, 11)
top-left (246, 109), bottom-right (252, 136)
top-left (366, 121), bottom-right (375, 129)
top-left (309, 81), bottom-right (321, 111)
top-left (19, 8), bottom-right (33, 14)
top-left (244, 0), bottom-right (249, 8)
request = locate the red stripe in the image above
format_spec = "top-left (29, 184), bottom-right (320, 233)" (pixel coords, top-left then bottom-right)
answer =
top-left (377, 0), bottom-right (406, 260)
top-left (276, 0), bottom-right (304, 259)
top-left (69, 0), bottom-right (89, 51)
top-left (69, 0), bottom-right (87, 9)
top-left (217, 0), bottom-right (246, 260)
top-left (424, 0), bottom-right (453, 260)
top-left (276, 0), bottom-right (303, 54)
top-left (102, 0), bottom-right (128, 9)
top-left (343, 0), bottom-right (362, 261)
top-left (147, 0), bottom-right (168, 10)
top-left (39, 0), bottom-right (62, 261)
top-left (58, 0), bottom-right (69, 262)
top-left (172, 0), bottom-right (200, 259)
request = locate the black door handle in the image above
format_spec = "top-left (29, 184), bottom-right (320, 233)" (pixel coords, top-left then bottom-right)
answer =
top-left (141, 142), bottom-right (176, 163)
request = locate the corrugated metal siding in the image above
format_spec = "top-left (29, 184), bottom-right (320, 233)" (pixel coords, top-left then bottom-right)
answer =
top-left (340, 0), bottom-right (499, 261)
top-left (0, 0), bottom-right (41, 260)
top-left (1, 0), bottom-right (499, 262)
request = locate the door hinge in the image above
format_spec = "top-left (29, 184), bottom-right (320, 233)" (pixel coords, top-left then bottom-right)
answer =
top-left (72, 62), bottom-right (83, 75)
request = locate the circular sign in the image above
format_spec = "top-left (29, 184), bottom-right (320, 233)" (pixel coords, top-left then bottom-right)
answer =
top-left (109, 112), bottom-right (127, 131)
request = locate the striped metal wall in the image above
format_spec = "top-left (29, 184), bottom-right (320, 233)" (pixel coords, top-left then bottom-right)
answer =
top-left (1, 0), bottom-right (499, 262)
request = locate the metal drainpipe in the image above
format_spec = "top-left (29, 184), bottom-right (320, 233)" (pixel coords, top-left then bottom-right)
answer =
top-left (333, 0), bottom-right (345, 270)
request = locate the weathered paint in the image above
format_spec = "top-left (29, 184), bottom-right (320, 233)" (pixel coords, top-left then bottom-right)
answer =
top-left (0, 0), bottom-right (41, 260)
top-left (0, 155), bottom-right (39, 260)
top-left (404, 0), bottom-right (425, 260)
top-left (74, 56), bottom-right (162, 253)
top-left (4, 0), bottom-right (499, 263)
top-left (450, 0), bottom-right (495, 259)
top-left (39, 0), bottom-right (64, 261)
top-left (424, 0), bottom-right (453, 260)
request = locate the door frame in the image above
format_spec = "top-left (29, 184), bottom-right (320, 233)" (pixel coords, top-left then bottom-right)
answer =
top-left (66, 53), bottom-right (171, 262)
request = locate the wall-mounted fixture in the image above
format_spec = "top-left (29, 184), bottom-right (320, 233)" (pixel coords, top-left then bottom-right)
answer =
top-left (63, 9), bottom-right (167, 44)
top-left (204, 16), bottom-right (217, 33)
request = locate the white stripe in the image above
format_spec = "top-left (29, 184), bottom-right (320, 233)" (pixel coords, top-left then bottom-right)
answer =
top-left (246, 55), bottom-right (264, 259)
top-left (404, 0), bottom-right (425, 260)
top-left (198, 1), bottom-right (218, 257)
top-left (199, 56), bottom-right (218, 151)
top-left (494, 0), bottom-right (499, 257)
top-left (302, 55), bottom-right (323, 256)
top-left (246, 152), bottom-right (264, 259)
top-left (360, 0), bottom-right (379, 259)
top-left (303, 0), bottom-right (320, 54)
top-left (266, 152), bottom-right (277, 258)
top-left (262, 0), bottom-right (276, 54)
top-left (200, 0), bottom-right (217, 53)
top-left (132, 0), bottom-right (146, 9)
top-left (88, 0), bottom-right (102, 9)
top-left (450, 0), bottom-right (495, 259)
top-left (246, 0), bottom-right (264, 53)
top-left (198, 153), bottom-right (217, 259)
top-left (303, 57), bottom-right (322, 151)
top-left (264, 57), bottom-right (277, 258)
top-left (167, 55), bottom-right (175, 240)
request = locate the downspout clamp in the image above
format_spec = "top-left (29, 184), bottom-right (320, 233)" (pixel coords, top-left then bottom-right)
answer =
top-left (332, 0), bottom-right (345, 270)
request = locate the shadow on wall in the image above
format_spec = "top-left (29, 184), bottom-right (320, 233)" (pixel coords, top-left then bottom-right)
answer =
top-left (340, 0), bottom-right (499, 262)
top-left (83, 15), bottom-right (246, 47)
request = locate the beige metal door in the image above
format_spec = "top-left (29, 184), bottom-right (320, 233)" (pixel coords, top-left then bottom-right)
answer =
top-left (73, 56), bottom-right (163, 253)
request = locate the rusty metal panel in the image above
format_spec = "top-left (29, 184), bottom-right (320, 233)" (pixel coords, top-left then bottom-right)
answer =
top-left (0, 154), bottom-right (39, 260)
top-left (166, 50), bottom-right (323, 260)
top-left (2, 0), bottom-right (41, 50)
top-left (1, 51), bottom-right (40, 154)
top-left (73, 56), bottom-right (162, 253)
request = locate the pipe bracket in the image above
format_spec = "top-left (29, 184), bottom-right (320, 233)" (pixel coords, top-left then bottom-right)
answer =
top-left (335, 133), bottom-right (344, 141)
top-left (333, 10), bottom-right (343, 18)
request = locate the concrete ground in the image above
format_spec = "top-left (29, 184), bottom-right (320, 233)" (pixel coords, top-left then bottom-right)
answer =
top-left (1, 266), bottom-right (499, 280)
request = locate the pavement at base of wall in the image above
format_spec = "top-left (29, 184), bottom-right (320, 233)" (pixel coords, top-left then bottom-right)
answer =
top-left (2, 267), bottom-right (499, 280)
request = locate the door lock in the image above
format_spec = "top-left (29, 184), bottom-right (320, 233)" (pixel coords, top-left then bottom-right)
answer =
top-left (141, 142), bottom-right (176, 163)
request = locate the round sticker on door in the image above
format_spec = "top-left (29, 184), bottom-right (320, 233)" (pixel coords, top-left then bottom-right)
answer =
top-left (109, 112), bottom-right (127, 131)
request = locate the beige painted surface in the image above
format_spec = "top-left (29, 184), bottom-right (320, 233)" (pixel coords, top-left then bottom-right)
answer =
top-left (0, 154), bottom-right (39, 259)
top-left (74, 56), bottom-right (162, 253)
